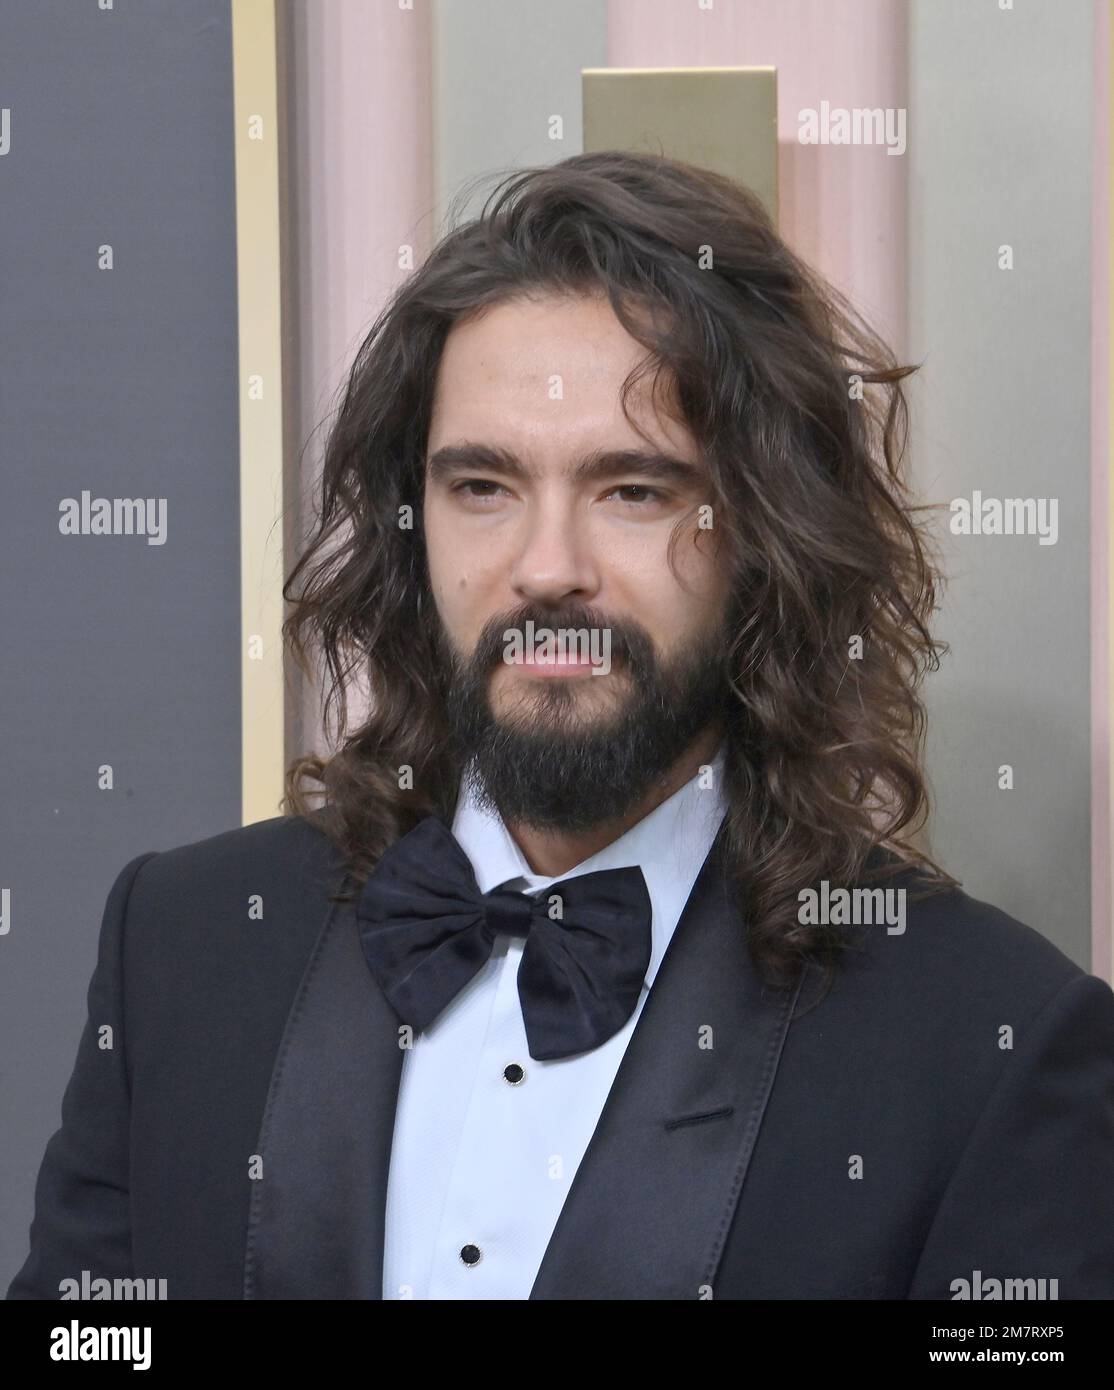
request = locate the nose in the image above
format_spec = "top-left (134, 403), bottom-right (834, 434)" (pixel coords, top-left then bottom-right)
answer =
top-left (507, 490), bottom-right (601, 607)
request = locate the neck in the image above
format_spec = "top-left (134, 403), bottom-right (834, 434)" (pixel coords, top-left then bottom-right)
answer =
top-left (504, 725), bottom-right (723, 877)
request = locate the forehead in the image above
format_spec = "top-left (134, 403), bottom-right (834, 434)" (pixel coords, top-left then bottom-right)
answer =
top-left (427, 291), bottom-right (693, 455)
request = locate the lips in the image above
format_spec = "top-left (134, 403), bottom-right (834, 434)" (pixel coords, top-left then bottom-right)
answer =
top-left (515, 651), bottom-right (598, 678)
top-left (519, 651), bottom-right (591, 666)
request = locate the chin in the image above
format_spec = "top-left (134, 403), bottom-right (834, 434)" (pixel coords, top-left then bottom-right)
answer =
top-left (491, 675), bottom-right (625, 725)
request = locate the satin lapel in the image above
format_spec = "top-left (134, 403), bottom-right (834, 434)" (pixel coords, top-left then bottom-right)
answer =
top-left (529, 831), bottom-right (805, 1299)
top-left (243, 884), bottom-right (403, 1300)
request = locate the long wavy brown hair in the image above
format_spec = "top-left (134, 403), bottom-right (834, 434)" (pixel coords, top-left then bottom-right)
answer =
top-left (282, 150), bottom-right (958, 991)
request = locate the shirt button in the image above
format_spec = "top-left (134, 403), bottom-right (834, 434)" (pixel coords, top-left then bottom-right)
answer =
top-left (460, 1244), bottom-right (482, 1267)
top-left (503, 1062), bottom-right (525, 1085)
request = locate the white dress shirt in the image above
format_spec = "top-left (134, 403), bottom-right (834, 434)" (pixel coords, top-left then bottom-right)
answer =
top-left (380, 751), bottom-right (727, 1300)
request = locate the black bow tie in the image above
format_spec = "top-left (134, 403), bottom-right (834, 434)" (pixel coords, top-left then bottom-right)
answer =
top-left (354, 815), bottom-right (653, 1061)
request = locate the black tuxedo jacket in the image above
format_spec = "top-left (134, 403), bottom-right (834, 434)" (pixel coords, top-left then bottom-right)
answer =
top-left (8, 812), bottom-right (1114, 1300)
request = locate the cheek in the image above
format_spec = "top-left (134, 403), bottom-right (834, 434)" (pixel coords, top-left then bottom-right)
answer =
top-left (423, 510), bottom-right (458, 624)
top-left (423, 495), bottom-right (468, 586)
top-left (606, 524), bottom-right (727, 639)
top-left (423, 506), bottom-right (500, 644)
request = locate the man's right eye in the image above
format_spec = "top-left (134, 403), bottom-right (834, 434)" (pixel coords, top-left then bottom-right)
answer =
top-left (451, 479), bottom-right (505, 498)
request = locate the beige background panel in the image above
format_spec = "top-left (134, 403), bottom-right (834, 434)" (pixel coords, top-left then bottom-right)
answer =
top-left (233, 0), bottom-right (287, 825)
top-left (583, 67), bottom-right (778, 222)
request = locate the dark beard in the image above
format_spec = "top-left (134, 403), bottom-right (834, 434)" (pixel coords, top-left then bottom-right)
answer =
top-left (435, 602), bottom-right (727, 832)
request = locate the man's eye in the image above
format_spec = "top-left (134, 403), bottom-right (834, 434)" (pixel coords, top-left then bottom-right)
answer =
top-left (608, 484), bottom-right (666, 504)
top-left (452, 479), bottom-right (505, 499)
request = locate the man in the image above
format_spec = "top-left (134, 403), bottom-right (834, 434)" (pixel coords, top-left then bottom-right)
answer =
top-left (9, 151), bottom-right (1114, 1300)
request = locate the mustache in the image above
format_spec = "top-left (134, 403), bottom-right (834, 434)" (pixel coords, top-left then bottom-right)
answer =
top-left (465, 604), bottom-right (654, 674)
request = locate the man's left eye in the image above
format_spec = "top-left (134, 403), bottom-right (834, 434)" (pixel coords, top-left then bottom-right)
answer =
top-left (609, 484), bottom-right (664, 504)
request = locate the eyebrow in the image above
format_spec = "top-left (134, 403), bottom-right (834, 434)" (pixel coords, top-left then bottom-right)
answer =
top-left (425, 443), bottom-right (706, 490)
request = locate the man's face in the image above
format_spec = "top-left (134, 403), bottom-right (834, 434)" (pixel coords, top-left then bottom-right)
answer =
top-left (422, 290), bottom-right (731, 827)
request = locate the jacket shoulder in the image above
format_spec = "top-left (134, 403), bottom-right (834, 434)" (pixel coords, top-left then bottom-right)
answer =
top-left (896, 872), bottom-right (1086, 999)
top-left (125, 810), bottom-right (349, 912)
top-left (114, 812), bottom-right (352, 1009)
top-left (808, 857), bottom-right (1109, 1049)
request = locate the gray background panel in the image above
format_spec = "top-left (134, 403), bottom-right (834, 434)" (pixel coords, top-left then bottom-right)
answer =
top-left (0, 0), bottom-right (241, 1288)
top-left (907, 0), bottom-right (1093, 967)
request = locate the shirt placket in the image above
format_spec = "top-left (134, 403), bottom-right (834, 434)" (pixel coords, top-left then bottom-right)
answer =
top-left (425, 931), bottom-right (539, 1298)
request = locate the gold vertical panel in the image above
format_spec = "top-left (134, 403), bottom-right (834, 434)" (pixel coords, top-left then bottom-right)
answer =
top-left (582, 67), bottom-right (778, 224)
top-left (232, 0), bottom-right (286, 825)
